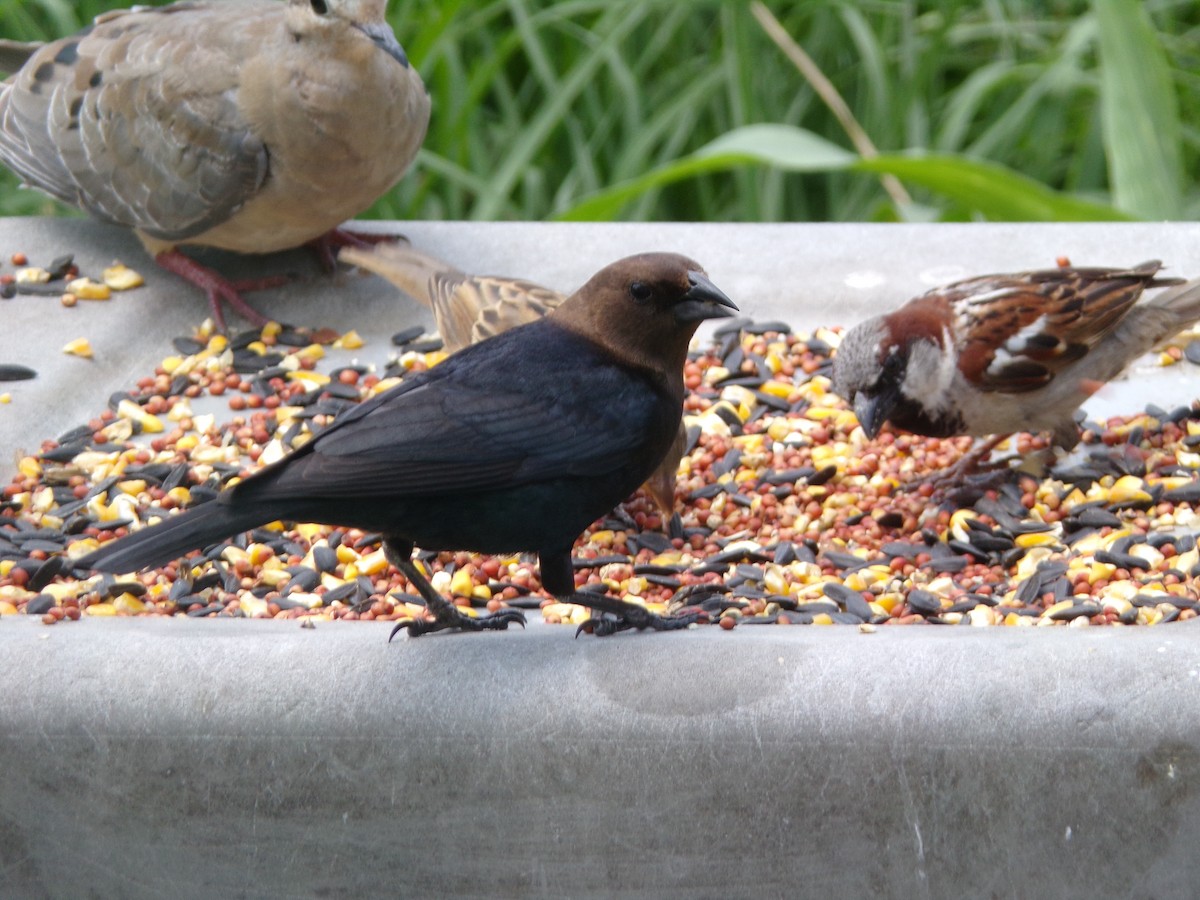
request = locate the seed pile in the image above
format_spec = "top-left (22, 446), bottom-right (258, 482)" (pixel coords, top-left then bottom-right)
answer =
top-left (3, 315), bottom-right (1200, 630)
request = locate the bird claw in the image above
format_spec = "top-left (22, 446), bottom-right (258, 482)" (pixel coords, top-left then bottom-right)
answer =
top-left (574, 607), bottom-right (708, 638)
top-left (388, 607), bottom-right (526, 640)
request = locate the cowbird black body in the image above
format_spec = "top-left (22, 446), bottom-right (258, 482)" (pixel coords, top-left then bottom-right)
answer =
top-left (78, 252), bottom-right (737, 635)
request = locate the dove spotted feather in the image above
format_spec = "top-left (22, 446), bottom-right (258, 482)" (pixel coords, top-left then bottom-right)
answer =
top-left (0, 0), bottom-right (430, 331)
top-left (340, 241), bottom-right (687, 517)
top-left (78, 253), bottom-right (739, 637)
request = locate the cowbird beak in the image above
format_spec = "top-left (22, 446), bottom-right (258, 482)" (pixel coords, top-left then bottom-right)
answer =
top-left (853, 388), bottom-right (894, 440)
top-left (674, 270), bottom-right (739, 322)
top-left (355, 21), bottom-right (411, 67)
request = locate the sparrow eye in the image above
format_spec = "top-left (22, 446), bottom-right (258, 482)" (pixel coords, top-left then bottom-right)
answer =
top-left (882, 351), bottom-right (906, 378)
top-left (630, 281), bottom-right (651, 303)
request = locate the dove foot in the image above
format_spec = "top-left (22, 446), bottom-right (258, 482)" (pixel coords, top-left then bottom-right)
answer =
top-left (155, 249), bottom-right (287, 332)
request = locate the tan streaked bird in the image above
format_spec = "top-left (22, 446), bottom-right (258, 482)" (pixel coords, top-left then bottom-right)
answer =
top-left (341, 240), bottom-right (687, 518)
top-left (0, 0), bottom-right (430, 331)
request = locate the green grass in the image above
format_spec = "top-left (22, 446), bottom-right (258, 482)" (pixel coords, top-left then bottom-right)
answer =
top-left (1, 0), bottom-right (1197, 222)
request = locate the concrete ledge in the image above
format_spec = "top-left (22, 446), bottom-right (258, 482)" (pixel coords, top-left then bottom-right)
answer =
top-left (3, 616), bottom-right (1200, 898)
top-left (3, 220), bottom-right (1200, 896)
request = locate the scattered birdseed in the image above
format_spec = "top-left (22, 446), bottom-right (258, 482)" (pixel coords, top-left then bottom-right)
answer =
top-left (1, 315), bottom-right (1198, 631)
top-left (61, 338), bottom-right (93, 359)
top-left (0, 365), bottom-right (36, 382)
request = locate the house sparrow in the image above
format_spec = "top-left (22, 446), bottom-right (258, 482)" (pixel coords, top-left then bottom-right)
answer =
top-left (832, 261), bottom-right (1200, 460)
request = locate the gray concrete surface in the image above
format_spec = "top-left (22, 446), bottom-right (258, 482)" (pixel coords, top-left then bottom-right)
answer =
top-left (2, 219), bottom-right (1200, 897)
top-left (4, 616), bottom-right (1200, 899)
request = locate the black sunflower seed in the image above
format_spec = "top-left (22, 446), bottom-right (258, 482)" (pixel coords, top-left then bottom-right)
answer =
top-left (0, 364), bottom-right (37, 381)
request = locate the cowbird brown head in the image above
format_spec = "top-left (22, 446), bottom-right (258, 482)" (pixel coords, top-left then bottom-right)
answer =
top-left (550, 252), bottom-right (738, 385)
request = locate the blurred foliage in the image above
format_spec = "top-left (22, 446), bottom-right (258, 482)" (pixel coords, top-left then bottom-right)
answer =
top-left (0, 0), bottom-right (1197, 222)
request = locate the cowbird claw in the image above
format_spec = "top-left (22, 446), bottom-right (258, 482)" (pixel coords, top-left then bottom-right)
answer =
top-left (389, 607), bottom-right (526, 640)
top-left (574, 606), bottom-right (707, 638)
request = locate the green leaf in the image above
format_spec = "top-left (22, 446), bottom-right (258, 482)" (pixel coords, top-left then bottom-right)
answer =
top-left (557, 125), bottom-right (1131, 222)
top-left (1091, 0), bottom-right (1184, 219)
top-left (556, 124), bottom-right (853, 220)
top-left (854, 154), bottom-right (1134, 221)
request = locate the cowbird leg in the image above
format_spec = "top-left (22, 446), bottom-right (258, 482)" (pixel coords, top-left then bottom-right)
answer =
top-left (154, 249), bottom-right (288, 332)
top-left (571, 593), bottom-right (709, 637)
top-left (537, 551), bottom-right (706, 637)
top-left (384, 538), bottom-right (526, 639)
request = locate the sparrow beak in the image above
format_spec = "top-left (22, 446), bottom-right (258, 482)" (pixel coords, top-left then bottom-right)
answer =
top-left (853, 391), bottom-right (888, 440)
top-left (674, 271), bottom-right (739, 323)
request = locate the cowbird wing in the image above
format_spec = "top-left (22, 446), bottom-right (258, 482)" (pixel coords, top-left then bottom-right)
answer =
top-left (238, 320), bottom-right (668, 502)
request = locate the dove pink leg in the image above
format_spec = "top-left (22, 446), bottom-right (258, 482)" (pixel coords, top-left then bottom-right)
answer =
top-left (154, 249), bottom-right (290, 333)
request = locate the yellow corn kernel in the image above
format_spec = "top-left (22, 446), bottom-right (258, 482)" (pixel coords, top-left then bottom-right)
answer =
top-left (357, 549), bottom-right (389, 576)
top-left (62, 337), bottom-right (93, 358)
top-left (67, 277), bottom-right (111, 300)
top-left (16, 266), bottom-right (50, 283)
top-left (102, 263), bottom-right (144, 290)
top-left (1108, 475), bottom-right (1151, 504)
top-left (450, 567), bottom-right (476, 598)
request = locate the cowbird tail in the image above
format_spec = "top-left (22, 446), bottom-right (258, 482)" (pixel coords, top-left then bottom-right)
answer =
top-left (75, 501), bottom-right (268, 574)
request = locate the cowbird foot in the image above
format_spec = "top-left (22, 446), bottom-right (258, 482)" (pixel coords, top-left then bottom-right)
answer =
top-left (385, 544), bottom-right (524, 639)
top-left (154, 249), bottom-right (288, 332)
top-left (569, 592), bottom-right (708, 637)
top-left (389, 606), bottom-right (526, 640)
top-left (307, 228), bottom-right (407, 273)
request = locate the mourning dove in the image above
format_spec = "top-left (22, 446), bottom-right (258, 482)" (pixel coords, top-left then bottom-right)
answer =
top-left (340, 241), bottom-right (687, 518)
top-left (0, 0), bottom-right (431, 331)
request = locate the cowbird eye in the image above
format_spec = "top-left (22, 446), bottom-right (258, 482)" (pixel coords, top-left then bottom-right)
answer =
top-left (310, 0), bottom-right (329, 14)
top-left (629, 281), bottom-right (651, 303)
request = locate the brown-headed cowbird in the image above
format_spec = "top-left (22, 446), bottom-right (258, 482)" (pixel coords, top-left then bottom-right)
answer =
top-left (833, 260), bottom-right (1200, 475)
top-left (0, 1), bottom-right (429, 331)
top-left (340, 240), bottom-right (685, 517)
top-left (77, 252), bottom-right (738, 636)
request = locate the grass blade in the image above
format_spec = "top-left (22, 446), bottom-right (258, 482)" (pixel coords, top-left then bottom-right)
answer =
top-left (1092, 0), bottom-right (1184, 218)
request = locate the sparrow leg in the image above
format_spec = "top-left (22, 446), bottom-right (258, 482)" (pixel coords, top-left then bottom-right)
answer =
top-left (571, 591), bottom-right (709, 637)
top-left (384, 539), bottom-right (525, 639)
top-left (306, 228), bottom-right (408, 273)
top-left (154, 249), bottom-right (288, 332)
top-left (924, 434), bottom-right (1013, 487)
